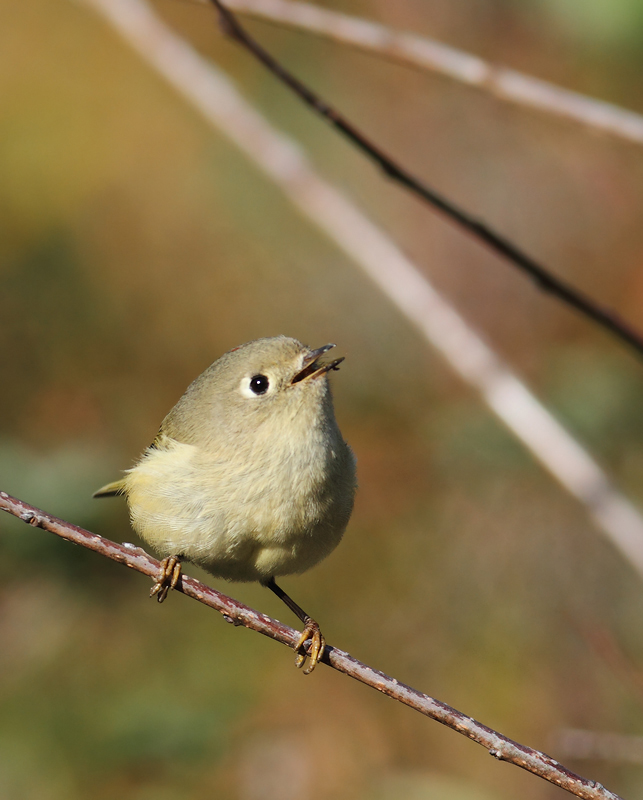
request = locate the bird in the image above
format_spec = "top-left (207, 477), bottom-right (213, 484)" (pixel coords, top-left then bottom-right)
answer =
top-left (94, 336), bottom-right (356, 673)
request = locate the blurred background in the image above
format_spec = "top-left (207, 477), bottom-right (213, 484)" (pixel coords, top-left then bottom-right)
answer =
top-left (3, 0), bottom-right (643, 797)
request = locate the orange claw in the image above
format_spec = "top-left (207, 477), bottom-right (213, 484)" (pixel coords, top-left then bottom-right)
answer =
top-left (150, 555), bottom-right (182, 603)
top-left (294, 618), bottom-right (325, 674)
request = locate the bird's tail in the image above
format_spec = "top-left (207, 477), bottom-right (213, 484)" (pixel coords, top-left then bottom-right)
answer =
top-left (93, 479), bottom-right (126, 499)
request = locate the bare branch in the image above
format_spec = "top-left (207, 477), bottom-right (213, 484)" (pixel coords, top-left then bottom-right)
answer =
top-left (202, 0), bottom-right (643, 147)
top-left (0, 491), bottom-right (624, 800)
top-left (75, 0), bottom-right (643, 582)
top-left (203, 0), bottom-right (643, 360)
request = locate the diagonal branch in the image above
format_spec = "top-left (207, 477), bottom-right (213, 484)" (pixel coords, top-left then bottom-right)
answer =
top-left (199, 0), bottom-right (643, 148)
top-left (205, 0), bottom-right (643, 359)
top-left (76, 0), bottom-right (643, 583)
top-left (0, 491), bottom-right (623, 800)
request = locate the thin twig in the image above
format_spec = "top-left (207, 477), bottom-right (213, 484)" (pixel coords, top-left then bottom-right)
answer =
top-left (204, 0), bottom-right (643, 360)
top-left (195, 0), bottom-right (643, 147)
top-left (75, 0), bottom-right (643, 581)
top-left (0, 491), bottom-right (624, 800)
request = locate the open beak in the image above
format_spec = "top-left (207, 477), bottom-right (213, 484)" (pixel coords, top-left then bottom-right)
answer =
top-left (292, 343), bottom-right (345, 384)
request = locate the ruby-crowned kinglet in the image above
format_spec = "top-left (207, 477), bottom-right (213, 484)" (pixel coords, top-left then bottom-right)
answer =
top-left (94, 336), bottom-right (356, 673)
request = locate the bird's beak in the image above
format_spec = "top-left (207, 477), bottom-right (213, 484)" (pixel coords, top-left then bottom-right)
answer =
top-left (292, 343), bottom-right (345, 384)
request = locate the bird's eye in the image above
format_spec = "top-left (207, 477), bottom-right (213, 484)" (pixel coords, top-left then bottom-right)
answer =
top-left (249, 374), bottom-right (270, 395)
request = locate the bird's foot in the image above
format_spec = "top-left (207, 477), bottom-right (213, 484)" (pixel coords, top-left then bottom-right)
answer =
top-left (150, 555), bottom-right (182, 603)
top-left (294, 617), bottom-right (325, 675)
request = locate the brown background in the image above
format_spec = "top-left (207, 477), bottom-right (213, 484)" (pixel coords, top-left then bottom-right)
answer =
top-left (2, 1), bottom-right (643, 798)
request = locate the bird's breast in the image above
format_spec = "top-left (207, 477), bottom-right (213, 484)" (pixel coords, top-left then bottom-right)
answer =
top-left (125, 410), bottom-right (355, 580)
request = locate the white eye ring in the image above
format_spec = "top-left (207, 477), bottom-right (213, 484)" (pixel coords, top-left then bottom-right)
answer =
top-left (240, 373), bottom-right (271, 399)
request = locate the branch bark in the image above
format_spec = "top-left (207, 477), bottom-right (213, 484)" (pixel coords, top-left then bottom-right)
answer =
top-left (0, 491), bottom-right (623, 800)
top-left (205, 0), bottom-right (643, 360)
top-left (205, 0), bottom-right (643, 147)
top-left (78, 0), bottom-right (643, 599)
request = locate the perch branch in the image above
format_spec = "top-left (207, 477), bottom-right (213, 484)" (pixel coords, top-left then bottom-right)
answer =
top-left (205, 0), bottom-right (643, 359)
top-left (77, 0), bottom-right (643, 584)
top-left (194, 0), bottom-right (643, 147)
top-left (0, 491), bottom-right (623, 800)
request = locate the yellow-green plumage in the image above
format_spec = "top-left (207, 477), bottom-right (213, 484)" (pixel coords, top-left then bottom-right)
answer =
top-left (93, 479), bottom-right (126, 498)
top-left (96, 336), bottom-right (356, 584)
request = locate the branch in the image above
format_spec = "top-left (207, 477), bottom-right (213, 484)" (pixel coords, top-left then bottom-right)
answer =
top-left (76, 0), bottom-right (643, 584)
top-left (0, 491), bottom-right (623, 800)
top-left (205, 0), bottom-right (643, 148)
top-left (205, 0), bottom-right (643, 360)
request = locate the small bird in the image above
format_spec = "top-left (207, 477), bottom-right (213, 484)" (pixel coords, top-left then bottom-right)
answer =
top-left (94, 336), bottom-right (356, 673)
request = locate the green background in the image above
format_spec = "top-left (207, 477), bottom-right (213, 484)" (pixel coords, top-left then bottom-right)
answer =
top-left (2, 0), bottom-right (643, 797)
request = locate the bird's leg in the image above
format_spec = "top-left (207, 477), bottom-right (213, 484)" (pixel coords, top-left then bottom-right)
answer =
top-left (150, 555), bottom-right (182, 603)
top-left (263, 577), bottom-right (325, 675)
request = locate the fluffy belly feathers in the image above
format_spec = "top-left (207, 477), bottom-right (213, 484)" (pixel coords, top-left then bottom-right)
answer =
top-left (125, 436), bottom-right (355, 582)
